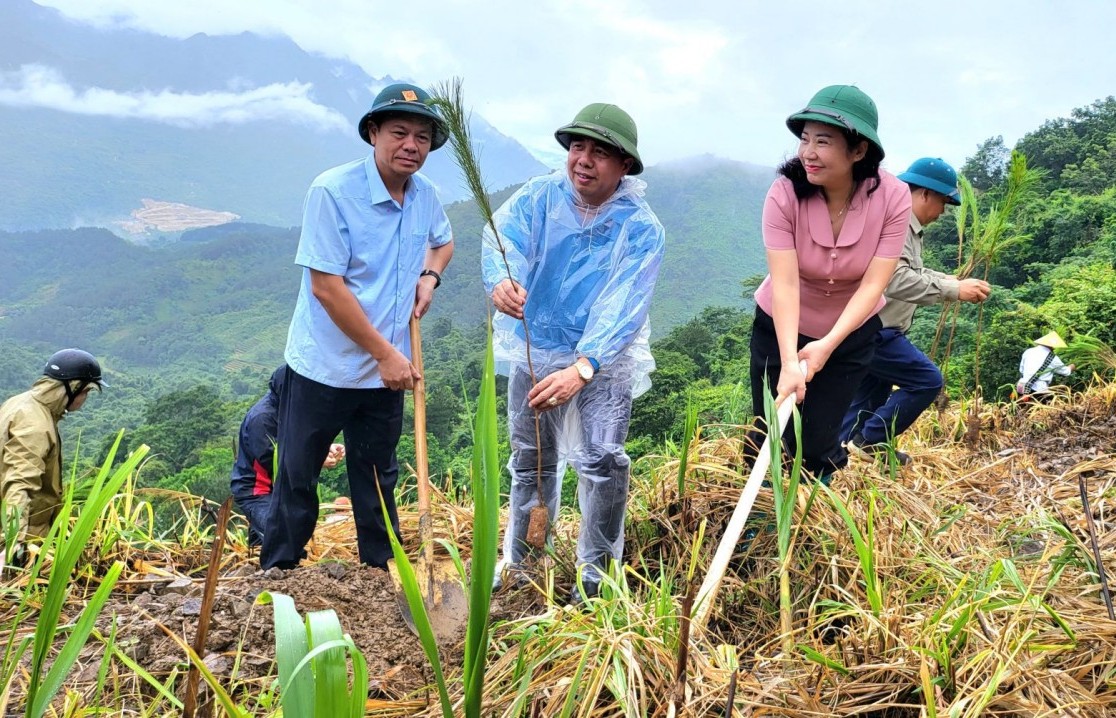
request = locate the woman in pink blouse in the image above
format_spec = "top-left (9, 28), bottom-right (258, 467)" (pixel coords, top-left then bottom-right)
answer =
top-left (750, 85), bottom-right (911, 482)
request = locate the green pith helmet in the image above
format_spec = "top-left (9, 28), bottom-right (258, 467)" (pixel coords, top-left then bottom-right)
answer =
top-left (358, 83), bottom-right (448, 150)
top-left (555, 103), bottom-right (643, 175)
top-left (899, 157), bottom-right (961, 205)
top-left (786, 85), bottom-right (883, 157)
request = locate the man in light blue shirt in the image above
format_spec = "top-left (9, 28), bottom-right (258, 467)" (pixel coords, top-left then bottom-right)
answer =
top-left (261, 83), bottom-right (453, 570)
top-left (484, 103), bottom-right (665, 603)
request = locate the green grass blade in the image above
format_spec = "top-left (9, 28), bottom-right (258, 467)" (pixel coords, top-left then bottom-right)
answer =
top-left (676, 395), bottom-right (699, 498)
top-left (797, 644), bottom-right (851, 676)
top-left (378, 484), bottom-right (454, 718)
top-left (26, 433), bottom-right (147, 716)
top-left (307, 609), bottom-right (348, 717)
top-left (464, 316), bottom-right (500, 717)
top-left (31, 560), bottom-right (124, 716)
top-left (256, 591), bottom-right (313, 717)
top-left (92, 628), bottom-right (183, 710)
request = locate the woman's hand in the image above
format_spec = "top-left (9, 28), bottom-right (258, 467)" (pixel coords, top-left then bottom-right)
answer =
top-left (797, 339), bottom-right (835, 381)
top-left (777, 362), bottom-right (807, 404)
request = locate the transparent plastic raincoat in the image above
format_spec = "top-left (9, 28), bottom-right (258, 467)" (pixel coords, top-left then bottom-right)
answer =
top-left (482, 171), bottom-right (665, 588)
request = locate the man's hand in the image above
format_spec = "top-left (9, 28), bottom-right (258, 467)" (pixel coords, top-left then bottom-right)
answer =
top-left (957, 278), bottom-right (991, 303)
top-left (492, 279), bottom-right (527, 319)
top-left (378, 348), bottom-right (421, 391)
top-left (322, 443), bottom-right (346, 469)
top-left (527, 366), bottom-right (585, 411)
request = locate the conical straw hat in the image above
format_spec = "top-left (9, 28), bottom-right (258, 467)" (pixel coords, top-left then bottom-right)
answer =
top-left (1034, 331), bottom-right (1066, 349)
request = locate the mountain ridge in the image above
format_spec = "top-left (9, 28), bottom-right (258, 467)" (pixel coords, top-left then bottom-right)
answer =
top-left (0, 0), bottom-right (547, 230)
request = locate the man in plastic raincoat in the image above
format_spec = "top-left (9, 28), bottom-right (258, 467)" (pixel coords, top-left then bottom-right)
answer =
top-left (1, 349), bottom-right (106, 567)
top-left (483, 103), bottom-right (665, 603)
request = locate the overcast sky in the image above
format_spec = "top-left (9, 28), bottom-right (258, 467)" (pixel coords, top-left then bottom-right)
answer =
top-left (30, 0), bottom-right (1116, 174)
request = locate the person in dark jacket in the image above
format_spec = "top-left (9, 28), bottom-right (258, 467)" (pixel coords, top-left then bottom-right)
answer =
top-left (230, 365), bottom-right (343, 545)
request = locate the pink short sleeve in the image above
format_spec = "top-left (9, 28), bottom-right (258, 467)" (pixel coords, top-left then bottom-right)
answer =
top-left (873, 176), bottom-right (912, 259)
top-left (762, 178), bottom-right (797, 250)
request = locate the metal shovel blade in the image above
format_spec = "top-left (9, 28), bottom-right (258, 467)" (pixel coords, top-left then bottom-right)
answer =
top-left (389, 556), bottom-right (469, 645)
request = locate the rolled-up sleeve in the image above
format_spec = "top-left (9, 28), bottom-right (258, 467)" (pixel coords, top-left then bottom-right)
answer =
top-left (887, 251), bottom-right (960, 305)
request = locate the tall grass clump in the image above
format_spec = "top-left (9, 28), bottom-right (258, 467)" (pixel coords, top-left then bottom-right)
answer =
top-left (931, 151), bottom-right (1041, 426)
top-left (1, 432), bottom-right (148, 717)
top-left (380, 317), bottom-right (502, 718)
top-left (256, 591), bottom-right (368, 718)
top-left (762, 385), bottom-right (808, 654)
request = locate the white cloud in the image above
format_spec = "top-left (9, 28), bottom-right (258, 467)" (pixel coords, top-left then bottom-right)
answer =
top-left (27, 0), bottom-right (1116, 173)
top-left (0, 64), bottom-right (349, 131)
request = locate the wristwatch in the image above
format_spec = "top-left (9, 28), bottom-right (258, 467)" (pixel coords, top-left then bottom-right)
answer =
top-left (574, 360), bottom-right (594, 383)
top-left (419, 269), bottom-right (442, 288)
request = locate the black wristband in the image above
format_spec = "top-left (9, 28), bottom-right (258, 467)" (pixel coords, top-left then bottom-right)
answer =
top-left (419, 269), bottom-right (442, 289)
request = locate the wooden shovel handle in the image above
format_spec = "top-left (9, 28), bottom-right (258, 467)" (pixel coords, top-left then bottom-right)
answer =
top-left (692, 361), bottom-right (806, 631)
top-left (410, 316), bottom-right (433, 557)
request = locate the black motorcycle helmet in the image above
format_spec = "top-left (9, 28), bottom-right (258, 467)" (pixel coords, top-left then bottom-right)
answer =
top-left (43, 348), bottom-right (107, 408)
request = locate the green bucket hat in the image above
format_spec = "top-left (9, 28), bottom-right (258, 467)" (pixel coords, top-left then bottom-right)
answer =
top-left (786, 85), bottom-right (884, 157)
top-left (555, 103), bottom-right (643, 175)
top-left (359, 83), bottom-right (448, 150)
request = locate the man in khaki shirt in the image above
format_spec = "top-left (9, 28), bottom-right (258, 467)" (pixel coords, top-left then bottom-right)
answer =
top-left (842, 158), bottom-right (990, 464)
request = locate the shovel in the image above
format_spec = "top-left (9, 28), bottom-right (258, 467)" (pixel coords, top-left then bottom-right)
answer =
top-left (389, 315), bottom-right (469, 645)
top-left (691, 361), bottom-right (806, 632)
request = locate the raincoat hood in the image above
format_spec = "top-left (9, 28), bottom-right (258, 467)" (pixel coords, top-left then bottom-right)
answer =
top-left (29, 377), bottom-right (70, 420)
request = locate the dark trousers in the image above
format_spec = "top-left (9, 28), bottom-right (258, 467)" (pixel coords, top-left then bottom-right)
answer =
top-left (749, 308), bottom-right (881, 478)
top-left (234, 494), bottom-right (271, 547)
top-left (260, 367), bottom-right (404, 570)
top-left (841, 328), bottom-right (943, 445)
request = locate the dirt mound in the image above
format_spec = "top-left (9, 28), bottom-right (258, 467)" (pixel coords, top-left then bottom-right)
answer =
top-left (1017, 403), bottom-right (1116, 474)
top-left (93, 563), bottom-right (447, 702)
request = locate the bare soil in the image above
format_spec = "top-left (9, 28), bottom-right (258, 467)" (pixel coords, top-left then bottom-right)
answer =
top-left (92, 563), bottom-right (447, 701)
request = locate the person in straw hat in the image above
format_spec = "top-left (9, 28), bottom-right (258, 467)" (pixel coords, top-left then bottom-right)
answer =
top-left (1017, 332), bottom-right (1074, 398)
top-left (484, 102), bottom-right (665, 604)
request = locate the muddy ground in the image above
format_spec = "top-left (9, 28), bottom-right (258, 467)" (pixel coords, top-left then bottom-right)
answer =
top-left (79, 556), bottom-right (547, 707)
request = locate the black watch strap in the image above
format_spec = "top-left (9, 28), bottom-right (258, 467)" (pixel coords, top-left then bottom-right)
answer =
top-left (420, 269), bottom-right (442, 289)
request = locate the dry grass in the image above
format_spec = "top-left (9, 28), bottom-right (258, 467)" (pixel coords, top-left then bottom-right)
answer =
top-left (3, 383), bottom-right (1116, 716)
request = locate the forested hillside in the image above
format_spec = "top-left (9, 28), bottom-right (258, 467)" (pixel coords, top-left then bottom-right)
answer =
top-left (0, 156), bottom-right (772, 497)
